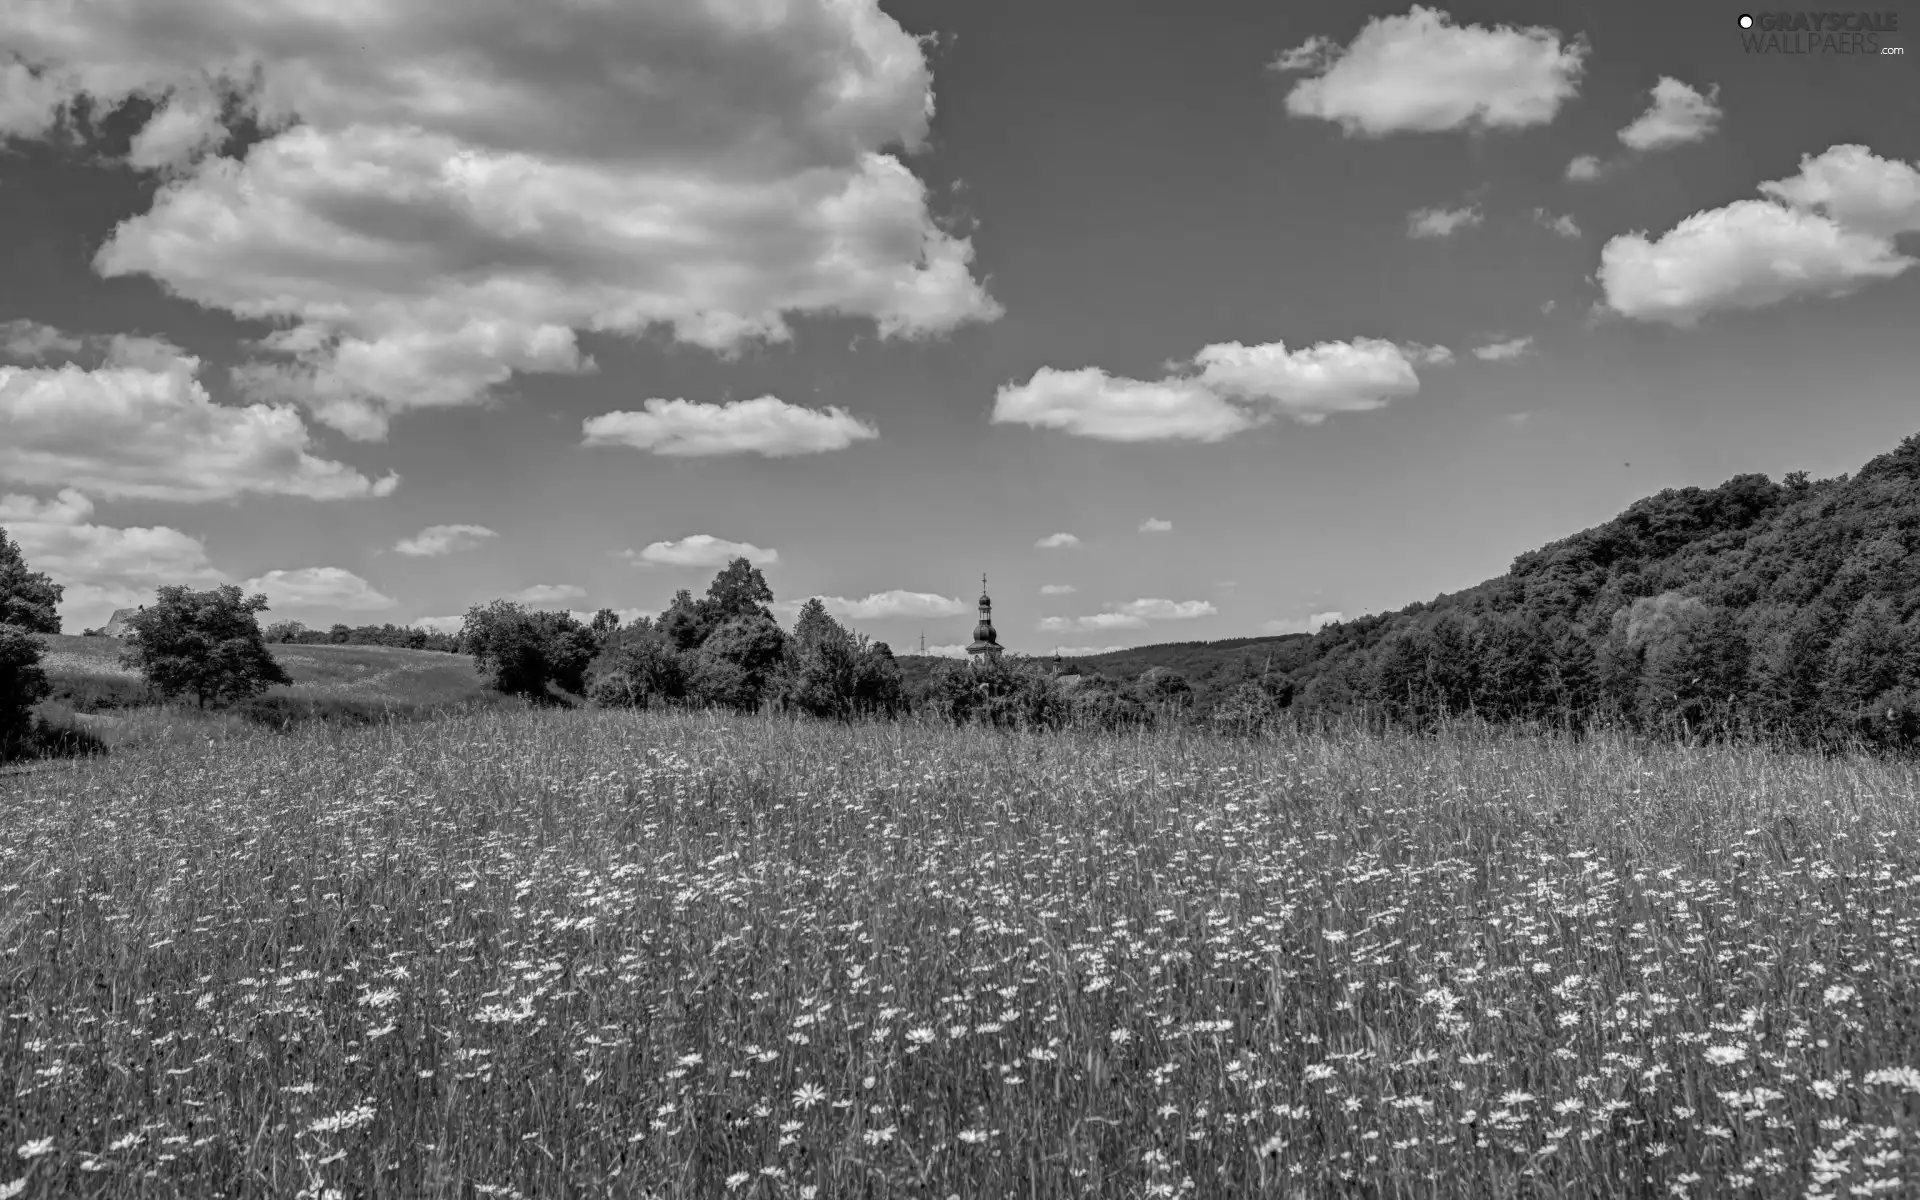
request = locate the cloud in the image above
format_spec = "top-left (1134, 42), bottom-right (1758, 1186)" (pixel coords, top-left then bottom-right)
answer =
top-left (394, 524), bottom-right (497, 557)
top-left (1263, 611), bottom-right (1344, 634)
top-left (1473, 336), bottom-right (1534, 361)
top-left (1599, 145), bottom-right (1920, 326)
top-left (788, 590), bottom-right (967, 620)
top-left (244, 567), bottom-right (397, 611)
top-left (505, 583), bottom-right (585, 606)
top-left (1039, 597), bottom-right (1217, 632)
top-left (626, 535), bottom-right (778, 568)
top-left (1111, 598), bottom-right (1216, 620)
top-left (1039, 583), bottom-right (1077, 595)
top-left (2, 0), bottom-right (1000, 442)
top-left (994, 336), bottom-right (1441, 443)
top-left (1566, 154), bottom-right (1603, 182)
top-left (1618, 77), bottom-right (1722, 152)
top-left (1532, 208), bottom-right (1581, 238)
top-left (1050, 644), bottom-right (1129, 657)
top-left (1034, 532), bottom-right (1082, 549)
top-left (1272, 6), bottom-right (1586, 137)
top-left (1407, 204), bottom-right (1482, 239)
top-left (1504, 412), bottom-right (1532, 426)
top-left (0, 339), bottom-right (398, 502)
top-left (1, 320), bottom-right (83, 361)
top-left (410, 615), bottom-right (466, 636)
top-left (1138, 517), bottom-right (1173, 533)
top-left (992, 369), bottom-right (1257, 444)
top-left (582, 395), bottom-right (878, 458)
top-left (913, 643), bottom-right (971, 659)
top-left (0, 488), bottom-right (224, 628)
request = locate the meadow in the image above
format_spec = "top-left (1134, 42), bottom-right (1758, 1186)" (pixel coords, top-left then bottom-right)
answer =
top-left (1, 709), bottom-right (1917, 1198)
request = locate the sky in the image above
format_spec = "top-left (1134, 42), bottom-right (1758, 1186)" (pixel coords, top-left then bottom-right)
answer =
top-left (0, 1), bottom-right (1916, 657)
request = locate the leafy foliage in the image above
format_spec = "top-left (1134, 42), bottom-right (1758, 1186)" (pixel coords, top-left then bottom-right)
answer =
top-left (0, 527), bottom-right (62, 635)
top-left (459, 601), bottom-right (595, 701)
top-left (0, 623), bottom-right (53, 758)
top-left (118, 585), bottom-right (294, 709)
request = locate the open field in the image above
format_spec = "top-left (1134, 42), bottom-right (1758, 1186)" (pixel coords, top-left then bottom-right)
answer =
top-left (2, 713), bottom-right (1918, 1197)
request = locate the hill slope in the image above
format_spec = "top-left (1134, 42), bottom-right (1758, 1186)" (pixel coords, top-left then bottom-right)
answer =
top-left (1262, 432), bottom-right (1920, 748)
top-left (39, 636), bottom-right (498, 713)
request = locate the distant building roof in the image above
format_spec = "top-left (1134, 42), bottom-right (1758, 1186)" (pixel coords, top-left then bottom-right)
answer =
top-left (101, 607), bottom-right (139, 638)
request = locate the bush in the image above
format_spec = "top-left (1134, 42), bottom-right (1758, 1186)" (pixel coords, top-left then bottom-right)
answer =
top-left (120, 585), bottom-right (295, 708)
top-left (0, 623), bottom-right (53, 759)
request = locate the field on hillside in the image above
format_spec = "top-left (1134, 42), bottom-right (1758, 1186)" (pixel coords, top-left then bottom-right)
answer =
top-left (35, 634), bottom-right (497, 720)
top-left (2, 713), bottom-right (1919, 1198)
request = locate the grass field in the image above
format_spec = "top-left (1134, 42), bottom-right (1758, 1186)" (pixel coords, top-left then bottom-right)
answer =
top-left (2, 711), bottom-right (1917, 1197)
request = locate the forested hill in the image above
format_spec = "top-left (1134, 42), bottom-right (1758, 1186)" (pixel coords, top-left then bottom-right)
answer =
top-left (1261, 430), bottom-right (1920, 749)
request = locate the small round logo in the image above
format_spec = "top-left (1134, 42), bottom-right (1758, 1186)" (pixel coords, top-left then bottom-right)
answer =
top-left (1738, 13), bottom-right (1754, 28)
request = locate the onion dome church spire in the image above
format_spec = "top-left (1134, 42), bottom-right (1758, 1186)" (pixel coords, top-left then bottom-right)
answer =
top-left (967, 573), bottom-right (1003, 663)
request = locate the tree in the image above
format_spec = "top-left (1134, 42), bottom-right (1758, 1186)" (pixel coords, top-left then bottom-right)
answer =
top-left (0, 527), bottom-right (62, 634)
top-left (120, 585), bottom-right (294, 708)
top-left (328, 623), bottom-right (352, 644)
top-left (658, 590), bottom-right (711, 652)
top-left (263, 620), bottom-right (308, 644)
top-left (0, 624), bottom-right (52, 757)
top-left (535, 611), bottom-right (599, 696)
top-left (589, 608), bottom-right (622, 644)
top-left (686, 614), bottom-right (786, 711)
top-left (587, 632), bottom-right (686, 709)
top-left (703, 558), bottom-right (775, 624)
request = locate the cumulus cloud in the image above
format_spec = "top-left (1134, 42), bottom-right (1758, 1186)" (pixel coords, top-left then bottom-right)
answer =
top-left (0, 0), bottom-right (1000, 441)
top-left (1618, 77), bottom-right (1722, 152)
top-left (626, 535), bottom-right (778, 568)
top-left (1039, 583), bottom-right (1077, 595)
top-left (1035, 532), bottom-right (1082, 549)
top-left (1039, 598), bottom-right (1216, 632)
top-left (244, 566), bottom-right (397, 611)
top-left (1263, 611), bottom-right (1345, 635)
top-left (1566, 154), bottom-right (1603, 182)
top-left (0, 488), bottom-right (224, 628)
top-left (1407, 204), bottom-right (1482, 239)
top-left (994, 336), bottom-right (1441, 443)
top-left (914, 643), bottom-right (971, 659)
top-left (394, 524), bottom-right (497, 557)
top-left (1272, 6), bottom-right (1586, 137)
top-left (582, 395), bottom-right (878, 458)
top-left (780, 590), bottom-right (967, 621)
top-left (1532, 208), bottom-right (1581, 238)
top-left (1138, 517), bottom-right (1173, 533)
top-left (1, 320), bottom-right (83, 361)
top-left (0, 339), bottom-right (398, 502)
top-left (1473, 336), bottom-right (1534, 361)
top-left (505, 583), bottom-right (586, 606)
top-left (1599, 145), bottom-right (1920, 326)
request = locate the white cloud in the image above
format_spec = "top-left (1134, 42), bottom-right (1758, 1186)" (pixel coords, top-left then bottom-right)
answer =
top-left (1504, 412), bottom-right (1532, 426)
top-left (1473, 336), bottom-right (1534, 361)
top-left (626, 535), bottom-right (778, 568)
top-left (1599, 146), bottom-right (1920, 326)
top-left (1051, 644), bottom-right (1129, 657)
top-left (0, 339), bottom-right (398, 502)
top-left (1035, 532), bottom-right (1082, 549)
top-left (914, 643), bottom-right (971, 659)
top-left (1263, 611), bottom-right (1344, 634)
top-left (1273, 6), bottom-right (1586, 137)
top-left (1407, 204), bottom-right (1482, 239)
top-left (244, 566), bottom-right (397, 611)
top-left (1039, 598), bottom-right (1216, 632)
top-left (1039, 583), bottom-right (1077, 595)
top-left (582, 396), bottom-right (878, 458)
top-left (2, 0), bottom-right (1000, 442)
top-left (1111, 598), bottom-right (1216, 620)
top-left (394, 524), bottom-right (497, 557)
top-left (1038, 613), bottom-right (1147, 632)
top-left (1566, 154), bottom-right (1603, 182)
top-left (794, 590), bottom-right (967, 620)
top-left (1, 320), bottom-right (82, 361)
top-left (1618, 77), bottom-right (1722, 152)
top-left (1532, 208), bottom-right (1581, 238)
top-left (992, 369), bottom-right (1257, 444)
top-left (1138, 517), bottom-right (1173, 533)
top-left (411, 615), bottom-right (466, 636)
top-left (0, 488), bottom-right (224, 629)
top-left (994, 336), bottom-right (1439, 443)
top-left (505, 583), bottom-right (585, 606)
top-left (1398, 342), bottom-right (1455, 366)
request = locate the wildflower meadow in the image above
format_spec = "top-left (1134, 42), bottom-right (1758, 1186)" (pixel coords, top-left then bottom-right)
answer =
top-left (2, 710), bottom-right (1918, 1198)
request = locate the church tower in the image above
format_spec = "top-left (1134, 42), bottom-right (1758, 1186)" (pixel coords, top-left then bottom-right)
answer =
top-left (967, 573), bottom-right (1003, 664)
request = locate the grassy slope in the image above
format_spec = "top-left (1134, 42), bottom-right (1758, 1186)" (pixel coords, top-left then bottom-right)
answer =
top-left (38, 634), bottom-right (497, 709)
top-left (0, 711), bottom-right (1915, 1196)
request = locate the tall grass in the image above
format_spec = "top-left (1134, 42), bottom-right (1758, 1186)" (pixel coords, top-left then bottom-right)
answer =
top-left (1, 711), bottom-right (1917, 1197)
